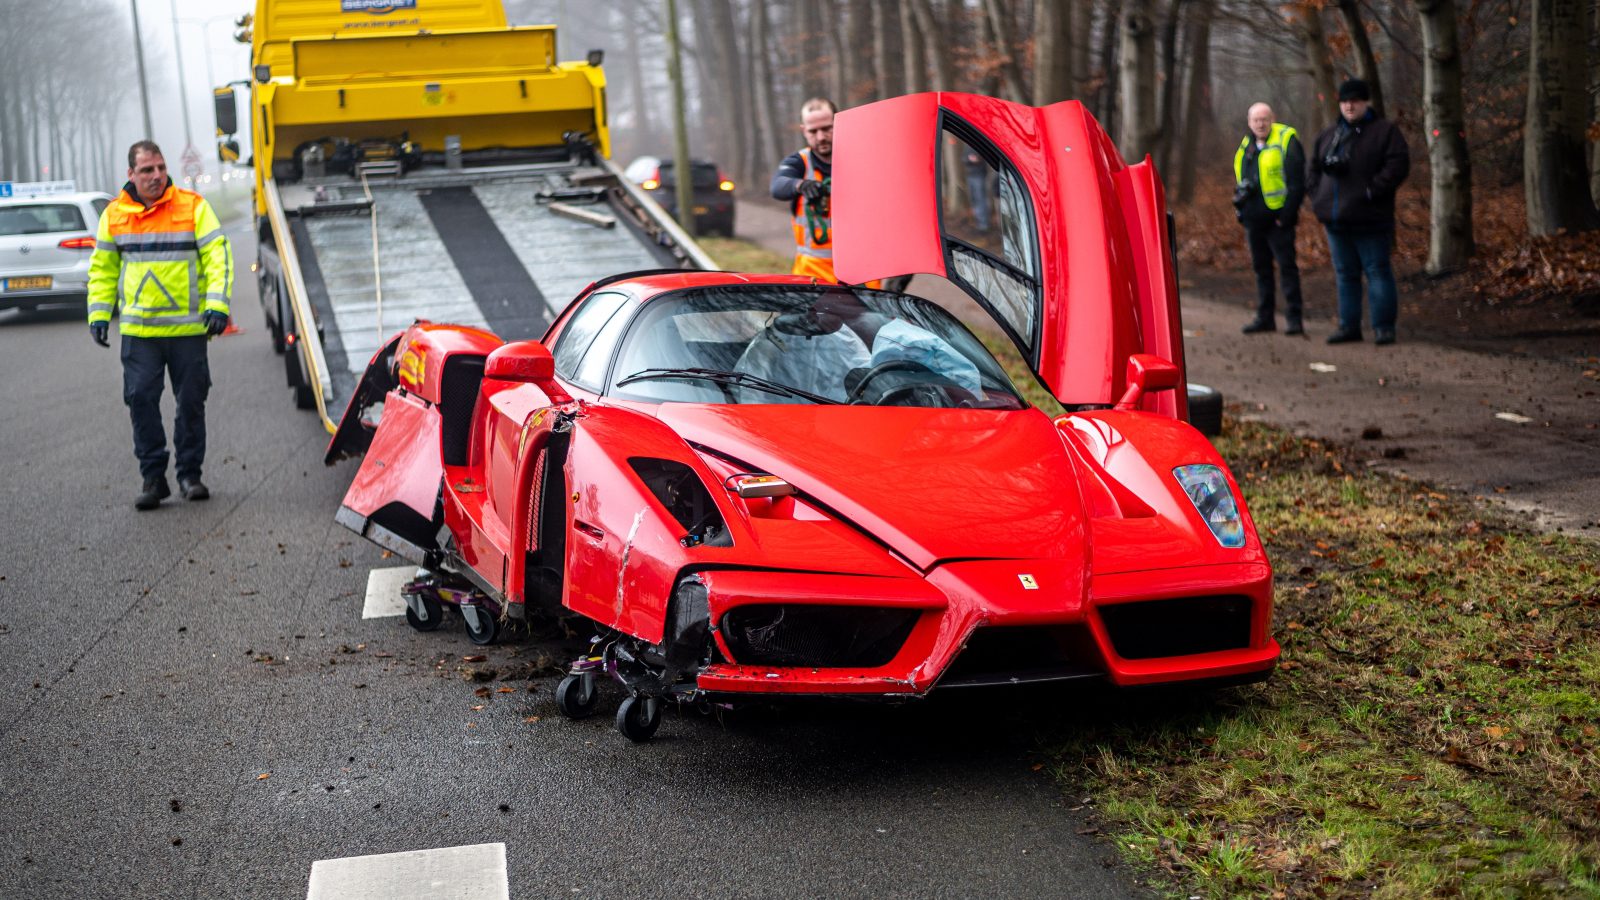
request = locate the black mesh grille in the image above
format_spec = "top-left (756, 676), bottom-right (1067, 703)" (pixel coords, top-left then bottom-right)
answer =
top-left (720, 605), bottom-right (918, 668)
top-left (439, 356), bottom-right (485, 466)
top-left (939, 625), bottom-right (1101, 687)
top-left (1097, 595), bottom-right (1253, 660)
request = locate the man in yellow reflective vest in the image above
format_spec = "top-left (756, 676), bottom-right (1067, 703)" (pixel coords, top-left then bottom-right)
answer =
top-left (88, 141), bottom-right (233, 510)
top-left (1233, 103), bottom-right (1306, 335)
top-left (771, 97), bottom-right (840, 282)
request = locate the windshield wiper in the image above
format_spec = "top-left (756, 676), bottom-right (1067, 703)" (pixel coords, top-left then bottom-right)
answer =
top-left (617, 367), bottom-right (840, 405)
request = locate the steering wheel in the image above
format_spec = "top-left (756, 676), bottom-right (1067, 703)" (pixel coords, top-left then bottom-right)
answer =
top-left (845, 359), bottom-right (978, 407)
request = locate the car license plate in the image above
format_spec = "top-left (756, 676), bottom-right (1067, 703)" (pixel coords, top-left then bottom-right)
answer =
top-left (3, 276), bottom-right (51, 291)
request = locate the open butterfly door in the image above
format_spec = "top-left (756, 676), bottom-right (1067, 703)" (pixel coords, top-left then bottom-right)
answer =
top-left (832, 92), bottom-right (1186, 420)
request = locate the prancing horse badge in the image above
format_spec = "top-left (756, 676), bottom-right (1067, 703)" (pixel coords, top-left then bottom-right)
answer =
top-left (1018, 574), bottom-right (1038, 590)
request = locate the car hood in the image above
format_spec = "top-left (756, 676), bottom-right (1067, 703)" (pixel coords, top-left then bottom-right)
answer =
top-left (654, 404), bottom-right (1088, 570)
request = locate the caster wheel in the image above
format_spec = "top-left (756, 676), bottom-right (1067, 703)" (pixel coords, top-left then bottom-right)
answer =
top-left (555, 673), bottom-right (599, 719)
top-left (615, 695), bottom-right (662, 743)
top-left (404, 592), bottom-right (444, 632)
top-left (463, 604), bottom-right (499, 646)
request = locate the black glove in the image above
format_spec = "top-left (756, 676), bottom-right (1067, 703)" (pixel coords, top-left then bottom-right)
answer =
top-left (798, 179), bottom-right (829, 201)
top-left (203, 310), bottom-right (229, 336)
top-left (90, 322), bottom-right (109, 347)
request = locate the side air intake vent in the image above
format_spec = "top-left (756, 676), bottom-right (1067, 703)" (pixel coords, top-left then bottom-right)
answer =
top-left (629, 457), bottom-right (731, 547)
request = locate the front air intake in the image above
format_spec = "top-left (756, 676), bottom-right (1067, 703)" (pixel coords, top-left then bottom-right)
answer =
top-left (720, 605), bottom-right (918, 668)
top-left (1097, 595), bottom-right (1253, 660)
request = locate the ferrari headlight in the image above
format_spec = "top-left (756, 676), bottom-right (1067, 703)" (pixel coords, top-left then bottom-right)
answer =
top-left (1173, 464), bottom-right (1245, 548)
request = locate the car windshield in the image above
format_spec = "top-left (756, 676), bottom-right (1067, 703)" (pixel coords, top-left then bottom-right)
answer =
top-left (0, 203), bottom-right (86, 236)
top-left (610, 285), bottom-right (1027, 409)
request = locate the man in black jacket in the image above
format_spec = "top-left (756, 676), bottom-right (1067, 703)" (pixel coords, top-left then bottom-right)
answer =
top-left (1234, 102), bottom-right (1306, 334)
top-left (1307, 79), bottom-right (1411, 345)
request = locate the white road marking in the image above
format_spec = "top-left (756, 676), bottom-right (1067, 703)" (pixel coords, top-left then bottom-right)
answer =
top-left (362, 565), bottom-right (417, 619)
top-left (1495, 411), bottom-right (1533, 424)
top-left (307, 842), bottom-right (508, 900)
top-left (1308, 362), bottom-right (1338, 373)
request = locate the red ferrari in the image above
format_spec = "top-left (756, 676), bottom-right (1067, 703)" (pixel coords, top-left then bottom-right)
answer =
top-left (326, 93), bottom-right (1279, 742)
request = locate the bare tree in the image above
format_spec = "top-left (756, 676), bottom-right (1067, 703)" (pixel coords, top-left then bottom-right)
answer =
top-left (1119, 0), bottom-right (1159, 161)
top-left (1336, 0), bottom-right (1386, 113)
top-left (1525, 0), bottom-right (1600, 235)
top-left (1414, 0), bottom-right (1472, 272)
top-left (871, 0), bottom-right (904, 99)
top-left (1296, 2), bottom-right (1340, 122)
top-left (1032, 0), bottom-right (1075, 104)
top-left (1174, 0), bottom-right (1215, 202)
top-left (982, 0), bottom-right (1028, 101)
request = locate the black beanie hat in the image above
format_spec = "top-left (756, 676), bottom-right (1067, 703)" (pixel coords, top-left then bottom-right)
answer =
top-left (1337, 79), bottom-right (1371, 101)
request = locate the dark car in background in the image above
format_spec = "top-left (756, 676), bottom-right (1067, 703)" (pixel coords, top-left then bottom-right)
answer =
top-left (623, 156), bottom-right (736, 237)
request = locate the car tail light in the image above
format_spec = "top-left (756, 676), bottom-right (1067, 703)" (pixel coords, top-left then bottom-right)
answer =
top-left (718, 172), bottom-right (735, 191)
top-left (58, 236), bottom-right (96, 249)
top-left (642, 168), bottom-right (661, 190)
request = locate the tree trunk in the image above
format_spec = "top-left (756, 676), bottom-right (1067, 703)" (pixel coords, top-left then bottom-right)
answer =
top-left (900, 0), bottom-right (927, 94)
top-left (1154, 0), bottom-right (1184, 174)
top-left (666, 0), bottom-right (695, 237)
top-left (1336, 0), bottom-right (1385, 115)
top-left (841, 0), bottom-right (869, 103)
top-left (1298, 3), bottom-right (1339, 123)
top-left (1097, 0), bottom-right (1123, 130)
top-left (1174, 0), bottom-right (1213, 204)
top-left (906, 0), bottom-right (951, 91)
top-left (871, 0), bottom-right (903, 99)
top-left (1525, 0), bottom-right (1600, 235)
top-left (1414, 0), bottom-right (1473, 272)
top-left (711, 0), bottom-right (749, 184)
top-left (749, 1), bottom-right (777, 166)
top-left (982, 0), bottom-right (1028, 102)
top-left (821, 0), bottom-right (847, 102)
top-left (621, 6), bottom-right (654, 145)
top-left (1118, 0), bottom-right (1158, 161)
top-left (1069, 0), bottom-right (1092, 96)
top-left (1032, 0), bottom-right (1074, 105)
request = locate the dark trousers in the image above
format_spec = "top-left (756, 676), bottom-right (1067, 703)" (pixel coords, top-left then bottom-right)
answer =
top-left (1243, 218), bottom-right (1301, 322)
top-left (122, 334), bottom-right (211, 483)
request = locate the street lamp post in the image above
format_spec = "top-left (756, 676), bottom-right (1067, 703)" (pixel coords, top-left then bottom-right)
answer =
top-left (129, 0), bottom-right (155, 139)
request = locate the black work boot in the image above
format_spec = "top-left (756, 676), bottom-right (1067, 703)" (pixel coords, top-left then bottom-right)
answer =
top-left (1284, 315), bottom-right (1304, 336)
top-left (1326, 326), bottom-right (1363, 345)
top-left (179, 477), bottom-right (210, 501)
top-left (135, 477), bottom-right (171, 511)
top-left (1241, 316), bottom-right (1276, 334)
top-left (1373, 328), bottom-right (1396, 346)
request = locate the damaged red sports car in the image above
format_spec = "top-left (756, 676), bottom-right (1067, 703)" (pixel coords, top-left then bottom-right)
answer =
top-left (326, 93), bottom-right (1279, 742)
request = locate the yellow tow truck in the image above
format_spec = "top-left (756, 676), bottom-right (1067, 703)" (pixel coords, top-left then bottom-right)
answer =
top-left (215, 0), bottom-right (711, 429)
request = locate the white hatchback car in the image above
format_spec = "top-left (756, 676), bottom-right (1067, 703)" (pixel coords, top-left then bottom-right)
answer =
top-left (0, 189), bottom-right (114, 312)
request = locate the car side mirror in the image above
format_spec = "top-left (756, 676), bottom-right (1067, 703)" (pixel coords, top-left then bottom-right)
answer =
top-left (484, 341), bottom-right (571, 403)
top-left (1114, 354), bottom-right (1181, 411)
top-left (213, 86), bottom-right (237, 136)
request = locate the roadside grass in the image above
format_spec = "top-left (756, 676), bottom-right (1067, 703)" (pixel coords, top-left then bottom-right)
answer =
top-left (698, 236), bottom-right (791, 274)
top-left (1038, 417), bottom-right (1600, 897)
top-left (686, 236), bottom-right (1600, 892)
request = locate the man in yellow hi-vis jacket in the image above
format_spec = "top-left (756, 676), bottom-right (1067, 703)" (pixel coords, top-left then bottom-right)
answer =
top-left (88, 141), bottom-right (233, 510)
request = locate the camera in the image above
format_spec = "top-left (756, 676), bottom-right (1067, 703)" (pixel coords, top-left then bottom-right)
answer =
top-left (1232, 179), bottom-right (1255, 209)
top-left (1322, 152), bottom-right (1350, 175)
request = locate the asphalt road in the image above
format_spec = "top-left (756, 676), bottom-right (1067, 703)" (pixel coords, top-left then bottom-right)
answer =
top-left (0, 221), bottom-right (1145, 899)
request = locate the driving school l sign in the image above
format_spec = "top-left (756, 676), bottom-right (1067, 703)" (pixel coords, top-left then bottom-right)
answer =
top-left (342, 0), bottom-right (417, 12)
